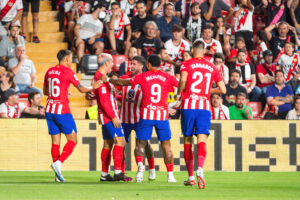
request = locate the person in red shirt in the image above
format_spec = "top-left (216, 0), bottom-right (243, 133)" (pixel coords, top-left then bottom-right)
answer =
top-left (176, 40), bottom-right (226, 189)
top-left (44, 50), bottom-right (101, 182)
top-left (93, 53), bottom-right (130, 182)
top-left (256, 50), bottom-right (276, 93)
top-left (102, 54), bottom-right (179, 183)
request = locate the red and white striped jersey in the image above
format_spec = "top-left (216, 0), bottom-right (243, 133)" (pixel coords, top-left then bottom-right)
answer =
top-left (93, 72), bottom-right (119, 125)
top-left (44, 65), bottom-right (80, 114)
top-left (180, 57), bottom-right (222, 110)
top-left (118, 75), bottom-right (142, 124)
top-left (130, 70), bottom-right (178, 121)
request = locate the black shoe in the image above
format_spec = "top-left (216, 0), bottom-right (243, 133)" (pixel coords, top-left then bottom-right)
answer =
top-left (100, 174), bottom-right (114, 181)
top-left (113, 173), bottom-right (132, 182)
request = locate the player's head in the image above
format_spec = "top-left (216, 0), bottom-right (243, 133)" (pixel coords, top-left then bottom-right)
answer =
top-left (98, 53), bottom-right (113, 74)
top-left (235, 92), bottom-right (247, 108)
top-left (158, 48), bottom-right (170, 62)
top-left (57, 49), bottom-right (72, 68)
top-left (211, 93), bottom-right (222, 108)
top-left (28, 91), bottom-right (41, 107)
top-left (131, 56), bottom-right (146, 76)
top-left (171, 24), bottom-right (183, 40)
top-left (229, 69), bottom-right (241, 86)
top-left (147, 54), bottom-right (161, 70)
top-left (192, 40), bottom-right (205, 57)
top-left (284, 42), bottom-right (295, 55)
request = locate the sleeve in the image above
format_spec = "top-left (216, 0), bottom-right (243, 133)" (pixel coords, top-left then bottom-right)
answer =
top-left (221, 0), bottom-right (230, 11)
top-left (68, 70), bottom-right (80, 87)
top-left (43, 72), bottom-right (48, 92)
top-left (118, 62), bottom-right (126, 76)
top-left (30, 61), bottom-right (36, 74)
top-left (97, 85), bottom-right (117, 120)
top-left (175, 1), bottom-right (181, 11)
top-left (17, 0), bottom-right (23, 10)
top-left (285, 110), bottom-right (293, 120)
top-left (256, 64), bottom-right (263, 74)
top-left (278, 56), bottom-right (283, 66)
top-left (185, 41), bottom-right (191, 51)
top-left (200, 2), bottom-right (208, 14)
top-left (77, 15), bottom-right (86, 26)
top-left (287, 85), bottom-right (294, 96)
top-left (265, 86), bottom-right (273, 99)
top-left (249, 62), bottom-right (255, 74)
top-left (155, 39), bottom-right (162, 52)
top-left (213, 67), bottom-right (223, 83)
top-left (0, 103), bottom-right (7, 114)
top-left (261, 42), bottom-right (268, 52)
top-left (98, 21), bottom-right (104, 33)
top-left (136, 37), bottom-right (143, 49)
top-left (8, 58), bottom-right (17, 69)
top-left (19, 103), bottom-right (27, 114)
top-left (223, 105), bottom-right (230, 120)
top-left (180, 62), bottom-right (188, 72)
top-left (182, 18), bottom-right (188, 29)
top-left (170, 74), bottom-right (179, 88)
top-left (152, 1), bottom-right (159, 10)
top-left (223, 65), bottom-right (229, 83)
top-left (216, 41), bottom-right (223, 53)
top-left (124, 14), bottom-right (131, 25)
top-left (0, 40), bottom-right (6, 57)
top-left (226, 28), bottom-right (231, 35)
top-left (228, 49), bottom-right (236, 59)
top-left (130, 73), bottom-right (143, 87)
top-left (234, 6), bottom-right (240, 12)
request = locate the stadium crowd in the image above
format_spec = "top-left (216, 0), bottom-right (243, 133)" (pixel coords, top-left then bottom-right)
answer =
top-left (0, 0), bottom-right (300, 120)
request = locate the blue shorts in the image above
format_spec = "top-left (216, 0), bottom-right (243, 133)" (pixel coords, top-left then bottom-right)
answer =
top-left (102, 121), bottom-right (124, 140)
top-left (136, 119), bottom-right (171, 141)
top-left (122, 123), bottom-right (137, 143)
top-left (46, 113), bottom-right (77, 135)
top-left (181, 109), bottom-right (211, 137)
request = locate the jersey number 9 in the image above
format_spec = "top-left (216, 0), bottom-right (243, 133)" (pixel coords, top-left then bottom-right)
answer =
top-left (150, 84), bottom-right (161, 103)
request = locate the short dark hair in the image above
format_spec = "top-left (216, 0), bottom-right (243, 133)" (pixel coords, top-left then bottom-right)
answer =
top-left (158, 48), bottom-right (167, 54)
top-left (192, 40), bottom-right (205, 50)
top-left (108, 72), bottom-right (119, 78)
top-left (285, 42), bottom-right (295, 49)
top-left (236, 36), bottom-right (245, 44)
top-left (275, 70), bottom-right (284, 77)
top-left (28, 91), bottom-right (40, 104)
top-left (147, 54), bottom-right (161, 67)
top-left (164, 2), bottom-right (175, 10)
top-left (202, 25), bottom-right (213, 32)
top-left (213, 53), bottom-right (225, 61)
top-left (133, 56), bottom-right (146, 66)
top-left (256, 30), bottom-right (267, 42)
top-left (136, 0), bottom-right (146, 6)
top-left (230, 69), bottom-right (241, 77)
top-left (57, 49), bottom-right (72, 62)
top-left (237, 48), bottom-right (247, 55)
top-left (190, 2), bottom-right (200, 9)
top-left (171, 24), bottom-right (183, 33)
top-left (111, 1), bottom-right (120, 7)
top-left (236, 92), bottom-right (247, 98)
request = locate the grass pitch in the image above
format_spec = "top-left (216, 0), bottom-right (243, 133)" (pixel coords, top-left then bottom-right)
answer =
top-left (0, 171), bottom-right (299, 200)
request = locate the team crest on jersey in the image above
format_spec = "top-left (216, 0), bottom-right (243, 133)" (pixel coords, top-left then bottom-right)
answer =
top-left (8, 2), bottom-right (13, 7)
top-left (212, 46), bottom-right (217, 50)
top-left (180, 47), bottom-right (185, 50)
top-left (102, 87), bottom-right (107, 94)
top-left (294, 58), bottom-right (297, 62)
top-left (126, 89), bottom-right (136, 103)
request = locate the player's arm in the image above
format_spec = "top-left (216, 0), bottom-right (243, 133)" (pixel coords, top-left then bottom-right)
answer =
top-left (76, 81), bottom-right (102, 93)
top-left (176, 71), bottom-right (187, 99)
top-left (211, 80), bottom-right (226, 94)
top-left (108, 77), bottom-right (132, 86)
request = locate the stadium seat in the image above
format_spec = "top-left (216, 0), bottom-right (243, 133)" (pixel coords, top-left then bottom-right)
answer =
top-left (247, 102), bottom-right (262, 119)
top-left (19, 93), bottom-right (28, 99)
top-left (112, 54), bottom-right (128, 72)
top-left (81, 54), bottom-right (99, 75)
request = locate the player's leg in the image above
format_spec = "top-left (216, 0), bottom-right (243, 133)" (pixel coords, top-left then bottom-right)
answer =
top-left (113, 135), bottom-right (128, 180)
top-left (100, 138), bottom-right (114, 181)
top-left (155, 120), bottom-right (176, 182)
top-left (145, 140), bottom-right (156, 180)
top-left (181, 109), bottom-right (196, 186)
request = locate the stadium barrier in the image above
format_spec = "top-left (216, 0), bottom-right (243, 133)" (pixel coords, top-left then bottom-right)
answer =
top-left (0, 119), bottom-right (299, 172)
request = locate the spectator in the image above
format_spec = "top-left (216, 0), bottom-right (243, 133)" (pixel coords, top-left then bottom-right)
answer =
top-left (230, 49), bottom-right (262, 101)
top-left (265, 70), bottom-right (294, 119)
top-left (286, 95), bottom-right (300, 119)
top-left (194, 25), bottom-right (223, 62)
top-left (136, 21), bottom-right (161, 59)
top-left (8, 45), bottom-right (42, 95)
top-left (290, 0), bottom-right (300, 29)
top-left (120, 0), bottom-right (138, 19)
top-left (157, 2), bottom-right (180, 43)
top-left (0, 71), bottom-right (16, 104)
top-left (287, 73), bottom-right (300, 94)
top-left (85, 98), bottom-right (98, 119)
top-left (278, 42), bottom-right (300, 83)
top-left (214, 15), bottom-right (231, 56)
top-left (0, 23), bottom-right (25, 63)
top-left (213, 53), bottom-right (229, 85)
top-left (0, 88), bottom-right (44, 118)
top-left (262, 0), bottom-right (293, 26)
top-left (74, 3), bottom-right (104, 65)
top-left (119, 47), bottom-right (138, 76)
top-left (265, 21), bottom-right (300, 62)
top-left (211, 93), bottom-right (230, 120)
top-left (182, 2), bottom-right (203, 44)
top-left (182, 51), bottom-right (192, 61)
top-left (21, 0), bottom-right (41, 43)
top-left (164, 24), bottom-right (190, 63)
top-left (0, 0), bottom-right (23, 38)
top-left (200, 0), bottom-right (233, 24)
top-left (104, 2), bottom-right (131, 55)
top-left (131, 1), bottom-right (156, 41)
top-left (158, 47), bottom-right (176, 75)
top-left (175, 0), bottom-right (192, 21)
top-left (229, 92), bottom-right (253, 120)
top-left (256, 50), bottom-right (276, 94)
top-left (254, 30), bottom-right (268, 65)
top-left (152, 0), bottom-right (166, 18)
top-left (228, 37), bottom-right (250, 64)
top-left (223, 69), bottom-right (248, 107)
top-left (20, 91), bottom-right (45, 118)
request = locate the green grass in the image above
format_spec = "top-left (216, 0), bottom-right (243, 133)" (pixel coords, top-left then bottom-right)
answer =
top-left (0, 171), bottom-right (299, 200)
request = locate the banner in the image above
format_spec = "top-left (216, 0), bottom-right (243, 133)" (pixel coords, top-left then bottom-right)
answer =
top-left (0, 119), bottom-right (299, 172)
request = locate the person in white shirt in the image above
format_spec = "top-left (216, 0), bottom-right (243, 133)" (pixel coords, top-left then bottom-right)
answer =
top-left (233, 0), bottom-right (254, 57)
top-left (213, 53), bottom-right (229, 84)
top-left (211, 93), bottom-right (230, 120)
top-left (0, 88), bottom-right (44, 118)
top-left (164, 24), bottom-right (190, 63)
top-left (120, 0), bottom-right (137, 19)
top-left (74, 4), bottom-right (104, 66)
top-left (286, 95), bottom-right (300, 120)
top-left (194, 25), bottom-right (223, 62)
top-left (278, 42), bottom-right (300, 83)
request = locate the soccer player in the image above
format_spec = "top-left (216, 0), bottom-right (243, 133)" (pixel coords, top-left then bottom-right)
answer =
top-left (102, 54), bottom-right (178, 183)
top-left (117, 56), bottom-right (156, 180)
top-left (176, 41), bottom-right (226, 189)
top-left (93, 53), bottom-right (130, 182)
top-left (44, 50), bottom-right (102, 182)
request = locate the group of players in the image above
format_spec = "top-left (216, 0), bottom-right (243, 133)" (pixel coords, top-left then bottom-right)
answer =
top-left (43, 40), bottom-right (226, 189)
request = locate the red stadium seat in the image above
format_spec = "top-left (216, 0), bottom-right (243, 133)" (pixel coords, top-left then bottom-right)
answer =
top-left (247, 102), bottom-right (262, 119)
top-left (112, 54), bottom-right (128, 72)
top-left (19, 93), bottom-right (28, 99)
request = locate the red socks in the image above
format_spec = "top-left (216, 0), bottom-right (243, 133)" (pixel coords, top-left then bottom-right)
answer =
top-left (184, 144), bottom-right (194, 176)
top-left (147, 157), bottom-right (155, 170)
top-left (135, 155), bottom-right (143, 165)
top-left (58, 140), bottom-right (76, 163)
top-left (197, 142), bottom-right (207, 168)
top-left (101, 148), bottom-right (111, 173)
top-left (51, 144), bottom-right (60, 162)
top-left (166, 163), bottom-right (173, 172)
top-left (122, 160), bottom-right (125, 173)
top-left (113, 145), bottom-right (124, 171)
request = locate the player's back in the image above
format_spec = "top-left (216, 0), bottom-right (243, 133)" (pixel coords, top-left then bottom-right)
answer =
top-left (130, 69), bottom-right (178, 120)
top-left (44, 65), bottom-right (80, 114)
top-left (181, 57), bottom-right (222, 110)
